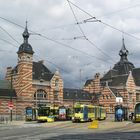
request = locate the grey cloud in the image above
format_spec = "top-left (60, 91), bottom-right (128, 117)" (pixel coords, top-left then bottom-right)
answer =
top-left (0, 0), bottom-right (140, 88)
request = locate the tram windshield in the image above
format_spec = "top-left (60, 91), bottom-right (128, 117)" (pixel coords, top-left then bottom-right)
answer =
top-left (135, 104), bottom-right (140, 113)
top-left (38, 107), bottom-right (50, 116)
top-left (74, 108), bottom-right (83, 113)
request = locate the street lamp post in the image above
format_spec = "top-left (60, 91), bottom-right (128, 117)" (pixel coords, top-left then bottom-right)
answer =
top-left (10, 74), bottom-right (13, 121)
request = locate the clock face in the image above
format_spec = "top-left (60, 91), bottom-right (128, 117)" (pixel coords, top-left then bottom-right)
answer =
top-left (18, 54), bottom-right (32, 62)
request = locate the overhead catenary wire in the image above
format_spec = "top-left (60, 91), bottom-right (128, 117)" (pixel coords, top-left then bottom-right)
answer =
top-left (0, 37), bottom-right (18, 48)
top-left (0, 16), bottom-right (113, 64)
top-left (0, 26), bottom-right (20, 45)
top-left (37, 34), bottom-right (108, 63)
top-left (68, 0), bottom-right (140, 42)
top-left (67, 0), bottom-right (116, 63)
top-left (34, 54), bottom-right (67, 73)
top-left (67, 0), bottom-right (86, 38)
top-left (98, 3), bottom-right (140, 18)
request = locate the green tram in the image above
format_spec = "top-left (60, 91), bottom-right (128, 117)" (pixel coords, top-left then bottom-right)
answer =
top-left (37, 106), bottom-right (72, 122)
top-left (134, 103), bottom-right (140, 122)
top-left (72, 104), bottom-right (106, 122)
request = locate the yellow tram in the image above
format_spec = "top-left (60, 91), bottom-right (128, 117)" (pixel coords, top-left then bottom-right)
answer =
top-left (37, 105), bottom-right (72, 122)
top-left (134, 103), bottom-right (140, 122)
top-left (72, 103), bottom-right (106, 122)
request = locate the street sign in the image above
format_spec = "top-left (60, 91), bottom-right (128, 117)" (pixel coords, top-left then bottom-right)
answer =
top-left (8, 102), bottom-right (14, 110)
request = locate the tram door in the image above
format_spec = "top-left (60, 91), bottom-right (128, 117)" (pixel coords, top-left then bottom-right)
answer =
top-left (83, 106), bottom-right (88, 121)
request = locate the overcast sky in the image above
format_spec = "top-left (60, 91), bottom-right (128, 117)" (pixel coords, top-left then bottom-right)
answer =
top-left (0, 0), bottom-right (140, 88)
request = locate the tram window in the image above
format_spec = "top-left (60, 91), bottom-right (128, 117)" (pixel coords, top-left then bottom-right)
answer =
top-left (93, 108), bottom-right (95, 113)
top-left (137, 105), bottom-right (140, 112)
top-left (38, 107), bottom-right (50, 116)
top-left (88, 108), bottom-right (93, 113)
top-left (74, 108), bottom-right (83, 113)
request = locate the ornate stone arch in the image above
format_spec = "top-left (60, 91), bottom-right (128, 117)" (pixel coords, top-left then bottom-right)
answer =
top-left (34, 89), bottom-right (47, 100)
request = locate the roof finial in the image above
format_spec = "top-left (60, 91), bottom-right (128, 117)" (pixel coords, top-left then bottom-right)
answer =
top-left (119, 37), bottom-right (129, 61)
top-left (22, 20), bottom-right (29, 43)
top-left (26, 20), bottom-right (28, 29)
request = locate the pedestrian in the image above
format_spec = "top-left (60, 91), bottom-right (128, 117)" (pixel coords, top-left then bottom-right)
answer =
top-left (131, 112), bottom-right (134, 120)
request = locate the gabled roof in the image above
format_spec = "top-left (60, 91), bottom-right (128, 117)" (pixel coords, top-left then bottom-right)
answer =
top-left (32, 61), bottom-right (54, 81)
top-left (108, 75), bottom-right (128, 87)
top-left (101, 69), bottom-right (118, 81)
top-left (132, 68), bottom-right (140, 86)
top-left (63, 88), bottom-right (92, 100)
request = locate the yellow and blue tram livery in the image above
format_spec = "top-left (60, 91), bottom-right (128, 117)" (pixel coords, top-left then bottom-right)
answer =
top-left (134, 103), bottom-right (140, 122)
top-left (50, 106), bottom-right (59, 121)
top-left (37, 106), bottom-right (54, 122)
top-left (72, 104), bottom-right (106, 122)
top-left (95, 106), bottom-right (106, 120)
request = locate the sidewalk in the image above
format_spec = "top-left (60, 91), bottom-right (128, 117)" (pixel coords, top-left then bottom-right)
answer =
top-left (0, 120), bottom-right (25, 127)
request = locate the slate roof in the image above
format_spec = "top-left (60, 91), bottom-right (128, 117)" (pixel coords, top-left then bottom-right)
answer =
top-left (17, 24), bottom-right (34, 55)
top-left (110, 88), bottom-right (122, 97)
top-left (13, 61), bottom-right (54, 81)
top-left (63, 88), bottom-right (92, 101)
top-left (84, 79), bottom-right (92, 86)
top-left (108, 75), bottom-right (128, 87)
top-left (132, 68), bottom-right (140, 86)
top-left (113, 61), bottom-right (134, 75)
top-left (0, 80), bottom-right (17, 98)
top-left (0, 80), bottom-right (11, 89)
top-left (101, 69), bottom-right (118, 81)
top-left (33, 62), bottom-right (54, 81)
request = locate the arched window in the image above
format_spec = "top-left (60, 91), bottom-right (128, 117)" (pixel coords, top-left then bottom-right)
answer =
top-left (34, 89), bottom-right (47, 100)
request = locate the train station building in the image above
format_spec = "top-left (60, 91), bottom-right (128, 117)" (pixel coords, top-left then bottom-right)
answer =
top-left (84, 38), bottom-right (140, 114)
top-left (0, 24), bottom-right (64, 120)
top-left (0, 24), bottom-right (140, 120)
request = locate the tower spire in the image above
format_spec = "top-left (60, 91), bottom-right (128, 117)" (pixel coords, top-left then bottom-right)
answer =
top-left (119, 37), bottom-right (129, 62)
top-left (17, 21), bottom-right (34, 55)
top-left (22, 21), bottom-right (29, 44)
